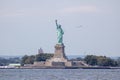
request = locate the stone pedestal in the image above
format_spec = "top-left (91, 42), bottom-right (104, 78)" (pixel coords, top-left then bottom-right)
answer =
top-left (54, 44), bottom-right (67, 59)
top-left (45, 43), bottom-right (73, 67)
top-left (46, 44), bottom-right (68, 64)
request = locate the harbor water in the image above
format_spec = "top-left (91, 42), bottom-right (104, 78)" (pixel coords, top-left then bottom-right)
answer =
top-left (0, 69), bottom-right (120, 80)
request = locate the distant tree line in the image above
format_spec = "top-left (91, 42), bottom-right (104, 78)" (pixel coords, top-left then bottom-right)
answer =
top-left (0, 57), bottom-right (21, 66)
top-left (84, 55), bottom-right (118, 67)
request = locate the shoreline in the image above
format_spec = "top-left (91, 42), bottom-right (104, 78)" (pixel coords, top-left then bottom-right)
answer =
top-left (0, 66), bottom-right (120, 69)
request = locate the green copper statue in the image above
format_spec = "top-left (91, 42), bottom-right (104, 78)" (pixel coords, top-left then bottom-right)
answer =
top-left (55, 20), bottom-right (64, 44)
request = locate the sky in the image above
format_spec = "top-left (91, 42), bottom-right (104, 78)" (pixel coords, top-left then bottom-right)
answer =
top-left (0, 0), bottom-right (120, 57)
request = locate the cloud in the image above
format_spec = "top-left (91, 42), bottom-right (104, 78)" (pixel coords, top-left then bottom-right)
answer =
top-left (0, 5), bottom-right (98, 17)
top-left (59, 5), bottom-right (97, 14)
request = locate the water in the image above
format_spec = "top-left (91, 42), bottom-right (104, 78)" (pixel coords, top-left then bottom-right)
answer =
top-left (0, 69), bottom-right (120, 80)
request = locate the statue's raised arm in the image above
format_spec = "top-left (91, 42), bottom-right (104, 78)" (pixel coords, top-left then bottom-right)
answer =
top-left (55, 20), bottom-right (59, 28)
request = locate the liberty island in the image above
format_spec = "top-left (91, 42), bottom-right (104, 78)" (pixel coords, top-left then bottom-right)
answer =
top-left (20, 20), bottom-right (88, 68)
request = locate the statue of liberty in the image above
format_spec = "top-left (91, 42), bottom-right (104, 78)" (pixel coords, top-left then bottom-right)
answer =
top-left (55, 20), bottom-right (64, 44)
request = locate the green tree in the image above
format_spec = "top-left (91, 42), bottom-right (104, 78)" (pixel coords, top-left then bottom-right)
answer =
top-left (21, 55), bottom-right (28, 66)
top-left (25, 55), bottom-right (35, 64)
top-left (21, 53), bottom-right (54, 66)
top-left (84, 55), bottom-right (97, 66)
top-left (84, 55), bottom-right (118, 66)
top-left (97, 56), bottom-right (117, 66)
top-left (21, 55), bottom-right (35, 66)
top-left (35, 53), bottom-right (53, 61)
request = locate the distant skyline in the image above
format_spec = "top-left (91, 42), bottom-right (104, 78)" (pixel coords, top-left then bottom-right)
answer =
top-left (0, 0), bottom-right (120, 57)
